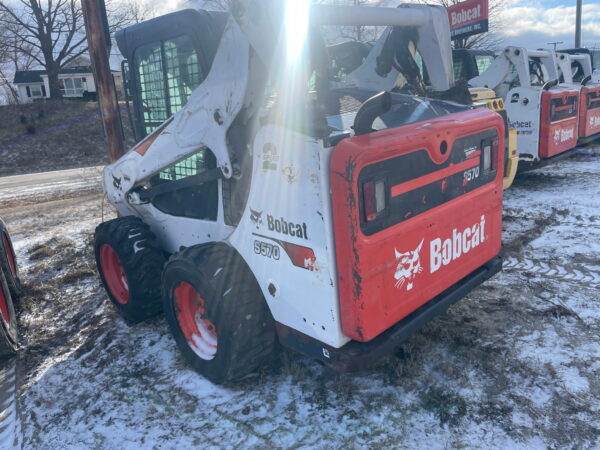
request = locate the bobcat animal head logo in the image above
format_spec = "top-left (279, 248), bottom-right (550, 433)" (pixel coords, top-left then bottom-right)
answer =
top-left (553, 129), bottom-right (562, 145)
top-left (250, 208), bottom-right (263, 228)
top-left (394, 239), bottom-right (424, 291)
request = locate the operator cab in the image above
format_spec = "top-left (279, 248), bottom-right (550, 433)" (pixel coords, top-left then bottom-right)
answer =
top-left (452, 49), bottom-right (495, 82)
top-left (116, 9), bottom-right (228, 141)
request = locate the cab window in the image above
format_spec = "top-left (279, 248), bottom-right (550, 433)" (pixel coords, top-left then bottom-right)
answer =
top-left (475, 55), bottom-right (494, 76)
top-left (134, 34), bottom-right (205, 137)
top-left (453, 58), bottom-right (466, 81)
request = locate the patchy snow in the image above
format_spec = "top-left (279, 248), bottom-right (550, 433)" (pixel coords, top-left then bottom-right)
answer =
top-left (0, 167), bottom-right (103, 208)
top-left (1, 146), bottom-right (600, 448)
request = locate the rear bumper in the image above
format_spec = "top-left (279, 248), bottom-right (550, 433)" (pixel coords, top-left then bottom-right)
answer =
top-left (276, 256), bottom-right (502, 372)
top-left (578, 133), bottom-right (600, 145)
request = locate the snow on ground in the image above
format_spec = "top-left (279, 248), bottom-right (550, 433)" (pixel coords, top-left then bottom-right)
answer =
top-left (1, 147), bottom-right (600, 448)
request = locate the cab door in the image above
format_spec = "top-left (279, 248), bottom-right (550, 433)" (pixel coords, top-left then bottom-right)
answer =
top-left (115, 9), bottom-right (228, 140)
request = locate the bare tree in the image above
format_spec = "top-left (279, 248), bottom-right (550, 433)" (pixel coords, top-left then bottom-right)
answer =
top-left (316, 0), bottom-right (381, 44)
top-left (177, 0), bottom-right (230, 11)
top-left (422, 0), bottom-right (507, 50)
top-left (0, 12), bottom-right (37, 103)
top-left (0, 0), bottom-right (148, 99)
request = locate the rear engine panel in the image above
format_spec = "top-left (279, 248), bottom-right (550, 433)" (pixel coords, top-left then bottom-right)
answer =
top-left (331, 108), bottom-right (504, 342)
top-left (539, 89), bottom-right (579, 158)
top-left (579, 85), bottom-right (600, 139)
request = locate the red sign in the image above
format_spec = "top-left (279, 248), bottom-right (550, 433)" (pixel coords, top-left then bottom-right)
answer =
top-left (447, 0), bottom-right (489, 40)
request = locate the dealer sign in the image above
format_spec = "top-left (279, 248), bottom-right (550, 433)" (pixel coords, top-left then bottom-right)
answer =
top-left (447, 0), bottom-right (489, 40)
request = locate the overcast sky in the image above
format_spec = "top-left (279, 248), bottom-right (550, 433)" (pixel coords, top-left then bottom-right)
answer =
top-left (499, 0), bottom-right (600, 50)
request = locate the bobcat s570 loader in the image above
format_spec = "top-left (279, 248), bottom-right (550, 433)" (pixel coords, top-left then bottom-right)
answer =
top-left (470, 47), bottom-right (580, 165)
top-left (94, 1), bottom-right (504, 383)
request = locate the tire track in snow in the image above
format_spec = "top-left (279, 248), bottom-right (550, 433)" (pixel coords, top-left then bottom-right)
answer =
top-left (0, 358), bottom-right (20, 449)
top-left (503, 256), bottom-right (600, 285)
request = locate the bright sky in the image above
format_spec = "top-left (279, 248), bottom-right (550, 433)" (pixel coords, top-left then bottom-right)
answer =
top-left (499, 0), bottom-right (600, 49)
top-left (155, 0), bottom-right (600, 51)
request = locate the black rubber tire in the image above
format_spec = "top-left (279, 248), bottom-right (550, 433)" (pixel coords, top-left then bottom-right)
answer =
top-left (0, 219), bottom-right (22, 301)
top-left (94, 216), bottom-right (167, 323)
top-left (162, 244), bottom-right (276, 383)
top-left (0, 269), bottom-right (17, 357)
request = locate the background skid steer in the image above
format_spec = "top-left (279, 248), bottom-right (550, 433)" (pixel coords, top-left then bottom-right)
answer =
top-left (470, 47), bottom-right (580, 165)
top-left (556, 51), bottom-right (600, 144)
top-left (93, 1), bottom-right (504, 383)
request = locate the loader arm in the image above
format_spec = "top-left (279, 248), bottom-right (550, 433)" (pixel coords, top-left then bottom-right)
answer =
top-left (470, 47), bottom-right (560, 94)
top-left (104, 18), bottom-right (248, 206)
top-left (557, 52), bottom-right (594, 84)
top-left (231, 1), bottom-right (454, 93)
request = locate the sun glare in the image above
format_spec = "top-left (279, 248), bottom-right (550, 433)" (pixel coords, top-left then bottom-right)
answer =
top-left (285, 0), bottom-right (311, 61)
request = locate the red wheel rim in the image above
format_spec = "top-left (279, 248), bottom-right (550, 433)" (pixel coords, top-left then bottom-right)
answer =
top-left (99, 244), bottom-right (130, 304)
top-left (174, 281), bottom-right (218, 360)
top-left (0, 285), bottom-right (10, 327)
top-left (3, 233), bottom-right (16, 277)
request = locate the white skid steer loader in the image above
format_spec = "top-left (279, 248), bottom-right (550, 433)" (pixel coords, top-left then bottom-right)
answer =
top-left (556, 51), bottom-right (600, 144)
top-left (470, 46), bottom-right (580, 165)
top-left (94, 1), bottom-right (504, 383)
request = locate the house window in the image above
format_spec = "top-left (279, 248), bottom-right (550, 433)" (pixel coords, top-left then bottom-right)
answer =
top-left (60, 77), bottom-right (85, 96)
top-left (30, 85), bottom-right (43, 98)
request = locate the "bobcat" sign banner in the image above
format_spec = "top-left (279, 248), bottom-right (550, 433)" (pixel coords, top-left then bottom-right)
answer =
top-left (447, 0), bottom-right (489, 40)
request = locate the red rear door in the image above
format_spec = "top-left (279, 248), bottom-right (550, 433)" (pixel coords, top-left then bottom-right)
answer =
top-left (331, 108), bottom-right (504, 342)
top-left (579, 85), bottom-right (600, 139)
top-left (539, 89), bottom-right (579, 158)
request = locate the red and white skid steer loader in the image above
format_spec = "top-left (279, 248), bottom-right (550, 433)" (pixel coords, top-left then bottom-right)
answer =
top-left (470, 47), bottom-right (580, 164)
top-left (0, 218), bottom-right (21, 357)
top-left (94, 1), bottom-right (504, 383)
top-left (555, 51), bottom-right (600, 144)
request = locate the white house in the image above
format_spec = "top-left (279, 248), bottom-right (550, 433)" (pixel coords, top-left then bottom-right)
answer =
top-left (13, 66), bottom-right (123, 103)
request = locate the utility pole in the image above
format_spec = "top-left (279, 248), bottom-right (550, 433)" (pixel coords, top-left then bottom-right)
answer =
top-left (575, 0), bottom-right (583, 48)
top-left (81, 0), bottom-right (125, 163)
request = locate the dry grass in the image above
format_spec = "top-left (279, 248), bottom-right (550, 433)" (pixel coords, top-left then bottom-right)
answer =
top-left (0, 100), bottom-right (135, 177)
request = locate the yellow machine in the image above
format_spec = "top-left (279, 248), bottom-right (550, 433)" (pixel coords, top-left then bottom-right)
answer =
top-left (470, 87), bottom-right (518, 189)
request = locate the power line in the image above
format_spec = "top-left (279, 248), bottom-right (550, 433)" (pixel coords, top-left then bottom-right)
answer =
top-left (547, 41), bottom-right (564, 51)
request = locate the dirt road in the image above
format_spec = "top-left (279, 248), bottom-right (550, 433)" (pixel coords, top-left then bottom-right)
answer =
top-left (0, 167), bottom-right (102, 208)
top-left (1, 147), bottom-right (599, 448)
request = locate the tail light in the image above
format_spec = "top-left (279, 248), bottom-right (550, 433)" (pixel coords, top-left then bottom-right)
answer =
top-left (482, 138), bottom-right (500, 171)
top-left (363, 180), bottom-right (386, 222)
